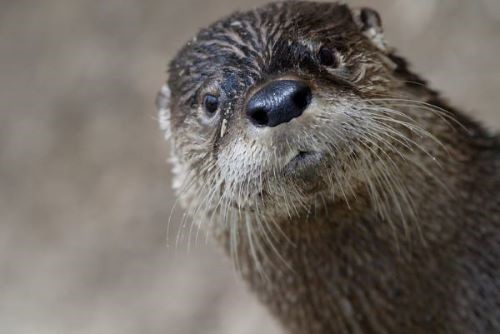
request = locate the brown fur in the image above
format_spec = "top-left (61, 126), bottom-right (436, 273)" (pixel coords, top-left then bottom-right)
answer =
top-left (158, 2), bottom-right (500, 333)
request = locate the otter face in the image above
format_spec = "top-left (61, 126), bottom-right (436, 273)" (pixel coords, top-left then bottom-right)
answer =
top-left (158, 1), bottom-right (439, 221)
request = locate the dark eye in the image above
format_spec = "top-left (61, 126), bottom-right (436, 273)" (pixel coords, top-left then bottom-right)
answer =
top-left (318, 46), bottom-right (338, 67)
top-left (202, 94), bottom-right (219, 115)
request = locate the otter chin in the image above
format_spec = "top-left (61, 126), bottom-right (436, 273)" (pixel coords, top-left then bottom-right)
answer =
top-left (157, 2), bottom-right (500, 333)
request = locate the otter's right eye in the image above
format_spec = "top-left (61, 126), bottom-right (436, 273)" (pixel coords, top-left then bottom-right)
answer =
top-left (202, 94), bottom-right (219, 116)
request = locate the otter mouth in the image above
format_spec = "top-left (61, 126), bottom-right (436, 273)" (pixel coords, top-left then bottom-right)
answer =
top-left (226, 151), bottom-right (326, 210)
top-left (283, 151), bottom-right (323, 176)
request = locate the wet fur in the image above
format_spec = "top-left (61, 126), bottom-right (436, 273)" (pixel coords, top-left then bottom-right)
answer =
top-left (158, 2), bottom-right (500, 333)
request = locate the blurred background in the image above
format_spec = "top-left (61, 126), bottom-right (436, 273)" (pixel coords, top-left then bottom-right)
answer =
top-left (0, 0), bottom-right (499, 333)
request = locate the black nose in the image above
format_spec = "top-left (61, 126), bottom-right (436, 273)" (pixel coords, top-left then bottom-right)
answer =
top-left (246, 80), bottom-right (312, 127)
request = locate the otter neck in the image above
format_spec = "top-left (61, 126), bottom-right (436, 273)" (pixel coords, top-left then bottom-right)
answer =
top-left (215, 189), bottom-right (464, 333)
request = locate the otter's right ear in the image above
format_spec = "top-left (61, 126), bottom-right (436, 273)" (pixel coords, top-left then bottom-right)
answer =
top-left (156, 84), bottom-right (171, 140)
top-left (353, 8), bottom-right (388, 52)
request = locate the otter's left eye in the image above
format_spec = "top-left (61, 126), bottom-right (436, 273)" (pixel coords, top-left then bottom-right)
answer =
top-left (203, 94), bottom-right (219, 115)
top-left (318, 46), bottom-right (338, 67)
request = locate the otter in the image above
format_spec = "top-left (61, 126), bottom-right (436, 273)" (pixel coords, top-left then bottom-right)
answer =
top-left (157, 2), bottom-right (500, 333)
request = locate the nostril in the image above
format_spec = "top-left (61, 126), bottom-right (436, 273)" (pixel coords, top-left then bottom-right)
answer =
top-left (249, 107), bottom-right (269, 126)
top-left (292, 86), bottom-right (312, 110)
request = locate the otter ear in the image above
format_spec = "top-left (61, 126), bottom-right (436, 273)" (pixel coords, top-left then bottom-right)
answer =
top-left (353, 8), bottom-right (388, 52)
top-left (156, 83), bottom-right (171, 140)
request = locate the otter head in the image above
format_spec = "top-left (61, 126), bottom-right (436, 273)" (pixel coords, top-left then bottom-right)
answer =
top-left (158, 1), bottom-right (445, 226)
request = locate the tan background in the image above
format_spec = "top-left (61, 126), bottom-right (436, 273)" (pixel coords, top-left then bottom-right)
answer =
top-left (1, 1), bottom-right (499, 333)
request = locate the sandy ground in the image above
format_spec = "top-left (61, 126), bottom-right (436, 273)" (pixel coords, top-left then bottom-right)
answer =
top-left (0, 1), bottom-right (499, 333)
